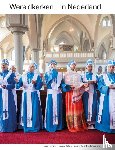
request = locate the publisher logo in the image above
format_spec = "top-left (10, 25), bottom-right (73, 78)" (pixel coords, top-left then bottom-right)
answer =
top-left (103, 134), bottom-right (112, 149)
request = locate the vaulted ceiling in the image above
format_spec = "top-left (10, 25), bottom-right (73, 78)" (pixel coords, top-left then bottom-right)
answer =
top-left (0, 14), bottom-right (114, 59)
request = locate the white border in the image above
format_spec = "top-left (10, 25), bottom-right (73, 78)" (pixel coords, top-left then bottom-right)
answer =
top-left (0, 0), bottom-right (115, 14)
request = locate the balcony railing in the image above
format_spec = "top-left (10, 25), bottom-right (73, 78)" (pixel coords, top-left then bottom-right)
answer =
top-left (95, 59), bottom-right (107, 64)
top-left (43, 51), bottom-right (94, 63)
top-left (45, 52), bottom-right (94, 58)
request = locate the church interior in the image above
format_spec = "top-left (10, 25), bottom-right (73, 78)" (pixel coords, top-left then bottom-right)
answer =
top-left (0, 14), bottom-right (115, 144)
top-left (0, 14), bottom-right (115, 74)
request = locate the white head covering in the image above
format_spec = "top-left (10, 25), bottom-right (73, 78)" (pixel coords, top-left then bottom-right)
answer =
top-left (86, 59), bottom-right (93, 67)
top-left (48, 60), bottom-right (57, 70)
top-left (28, 61), bottom-right (38, 73)
top-left (48, 60), bottom-right (57, 66)
top-left (66, 60), bottom-right (76, 71)
top-left (9, 64), bottom-right (16, 69)
top-left (107, 60), bottom-right (115, 66)
top-left (1, 59), bottom-right (9, 66)
top-left (67, 60), bottom-right (76, 67)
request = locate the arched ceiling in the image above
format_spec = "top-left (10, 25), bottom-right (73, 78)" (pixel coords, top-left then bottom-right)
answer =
top-left (46, 16), bottom-right (92, 50)
top-left (96, 34), bottom-right (111, 57)
top-left (0, 15), bottom-right (30, 54)
top-left (55, 31), bottom-right (74, 45)
top-left (0, 14), bottom-right (114, 60)
top-left (94, 14), bottom-right (113, 48)
top-left (41, 14), bottom-right (98, 41)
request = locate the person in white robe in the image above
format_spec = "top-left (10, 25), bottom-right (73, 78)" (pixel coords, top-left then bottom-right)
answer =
top-left (15, 62), bottom-right (43, 132)
top-left (82, 59), bottom-right (98, 129)
top-left (0, 59), bottom-right (17, 132)
top-left (95, 60), bottom-right (115, 133)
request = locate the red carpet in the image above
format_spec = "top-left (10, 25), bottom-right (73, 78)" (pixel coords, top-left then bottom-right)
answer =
top-left (0, 129), bottom-right (115, 144)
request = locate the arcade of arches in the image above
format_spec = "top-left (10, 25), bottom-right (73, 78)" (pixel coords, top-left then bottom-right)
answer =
top-left (0, 14), bottom-right (115, 74)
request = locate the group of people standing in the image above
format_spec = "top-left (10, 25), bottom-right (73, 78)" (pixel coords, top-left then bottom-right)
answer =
top-left (0, 58), bottom-right (115, 134)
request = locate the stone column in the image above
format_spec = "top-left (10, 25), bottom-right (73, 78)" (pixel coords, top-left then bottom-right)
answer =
top-left (6, 14), bottom-right (28, 74)
top-left (39, 57), bottom-right (45, 73)
top-left (110, 15), bottom-right (115, 59)
top-left (13, 30), bottom-right (24, 74)
top-left (31, 49), bottom-right (39, 64)
top-left (39, 50), bottom-right (46, 73)
top-left (109, 36), bottom-right (115, 59)
top-left (9, 27), bottom-right (27, 74)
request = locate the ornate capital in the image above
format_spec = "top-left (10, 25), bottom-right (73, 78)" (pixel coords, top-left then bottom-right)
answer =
top-left (6, 14), bottom-right (28, 34)
top-left (8, 25), bottom-right (28, 34)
